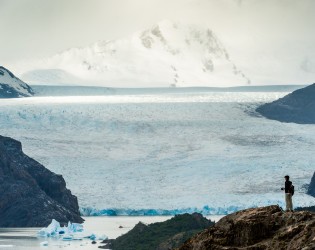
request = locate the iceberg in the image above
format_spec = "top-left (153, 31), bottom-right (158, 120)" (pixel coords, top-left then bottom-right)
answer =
top-left (40, 241), bottom-right (48, 246)
top-left (37, 219), bottom-right (108, 243)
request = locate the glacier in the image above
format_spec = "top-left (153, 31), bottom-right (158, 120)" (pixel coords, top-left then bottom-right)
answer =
top-left (0, 87), bottom-right (314, 215)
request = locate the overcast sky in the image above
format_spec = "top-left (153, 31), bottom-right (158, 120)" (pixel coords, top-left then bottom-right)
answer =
top-left (1, 0), bottom-right (315, 84)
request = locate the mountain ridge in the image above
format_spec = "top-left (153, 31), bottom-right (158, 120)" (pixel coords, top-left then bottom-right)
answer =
top-left (20, 20), bottom-right (250, 87)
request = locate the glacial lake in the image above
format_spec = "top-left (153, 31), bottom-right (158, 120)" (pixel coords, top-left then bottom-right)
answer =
top-left (0, 215), bottom-right (224, 249)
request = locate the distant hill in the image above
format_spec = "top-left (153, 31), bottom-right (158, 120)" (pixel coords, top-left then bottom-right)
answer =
top-left (0, 66), bottom-right (34, 98)
top-left (256, 83), bottom-right (315, 124)
top-left (99, 213), bottom-right (214, 250)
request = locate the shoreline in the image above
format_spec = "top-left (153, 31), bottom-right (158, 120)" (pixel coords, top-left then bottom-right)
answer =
top-left (0, 215), bottom-right (224, 250)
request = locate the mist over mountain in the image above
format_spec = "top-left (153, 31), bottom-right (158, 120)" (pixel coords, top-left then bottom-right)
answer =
top-left (20, 20), bottom-right (250, 87)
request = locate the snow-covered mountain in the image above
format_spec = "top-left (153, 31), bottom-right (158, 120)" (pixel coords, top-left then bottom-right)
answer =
top-left (21, 20), bottom-right (250, 87)
top-left (0, 66), bottom-right (34, 98)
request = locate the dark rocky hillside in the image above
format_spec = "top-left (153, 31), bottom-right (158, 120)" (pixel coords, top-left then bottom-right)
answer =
top-left (0, 135), bottom-right (83, 227)
top-left (0, 66), bottom-right (34, 98)
top-left (99, 213), bottom-right (214, 250)
top-left (307, 171), bottom-right (315, 197)
top-left (256, 83), bottom-right (315, 124)
top-left (295, 172), bottom-right (315, 213)
top-left (179, 205), bottom-right (315, 250)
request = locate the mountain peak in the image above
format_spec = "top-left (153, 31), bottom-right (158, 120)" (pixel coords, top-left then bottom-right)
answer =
top-left (19, 21), bottom-right (251, 87)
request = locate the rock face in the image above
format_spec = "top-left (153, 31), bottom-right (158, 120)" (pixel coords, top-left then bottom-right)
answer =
top-left (0, 66), bottom-right (34, 98)
top-left (179, 205), bottom-right (315, 250)
top-left (0, 135), bottom-right (83, 227)
top-left (308, 171), bottom-right (315, 197)
top-left (256, 83), bottom-right (315, 124)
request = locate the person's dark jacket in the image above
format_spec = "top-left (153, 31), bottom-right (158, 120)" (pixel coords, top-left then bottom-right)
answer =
top-left (285, 181), bottom-right (292, 193)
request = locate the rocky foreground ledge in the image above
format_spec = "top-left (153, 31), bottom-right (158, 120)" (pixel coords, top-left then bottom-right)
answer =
top-left (179, 205), bottom-right (315, 250)
top-left (0, 135), bottom-right (83, 227)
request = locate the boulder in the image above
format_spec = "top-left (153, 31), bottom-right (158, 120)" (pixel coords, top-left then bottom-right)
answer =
top-left (0, 135), bottom-right (83, 227)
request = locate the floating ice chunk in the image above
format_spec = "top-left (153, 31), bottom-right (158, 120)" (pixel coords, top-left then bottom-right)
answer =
top-left (37, 219), bottom-right (107, 245)
top-left (40, 241), bottom-right (48, 246)
top-left (90, 233), bottom-right (108, 241)
top-left (68, 222), bottom-right (83, 232)
top-left (37, 219), bottom-right (61, 237)
top-left (72, 236), bottom-right (83, 240)
top-left (62, 235), bottom-right (73, 241)
top-left (97, 234), bottom-right (108, 241)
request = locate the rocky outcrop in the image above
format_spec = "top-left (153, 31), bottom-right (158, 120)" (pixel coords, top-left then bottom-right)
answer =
top-left (100, 213), bottom-right (214, 250)
top-left (179, 205), bottom-right (315, 250)
top-left (0, 66), bottom-right (34, 98)
top-left (307, 171), bottom-right (315, 197)
top-left (0, 135), bottom-right (83, 227)
top-left (256, 83), bottom-right (315, 124)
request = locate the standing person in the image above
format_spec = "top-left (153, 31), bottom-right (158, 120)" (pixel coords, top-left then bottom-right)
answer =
top-left (281, 175), bottom-right (294, 212)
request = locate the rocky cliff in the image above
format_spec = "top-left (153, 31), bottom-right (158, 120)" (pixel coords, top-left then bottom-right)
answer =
top-left (0, 135), bottom-right (83, 227)
top-left (256, 83), bottom-right (315, 124)
top-left (0, 66), bottom-right (34, 98)
top-left (307, 171), bottom-right (315, 197)
top-left (179, 205), bottom-right (315, 250)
